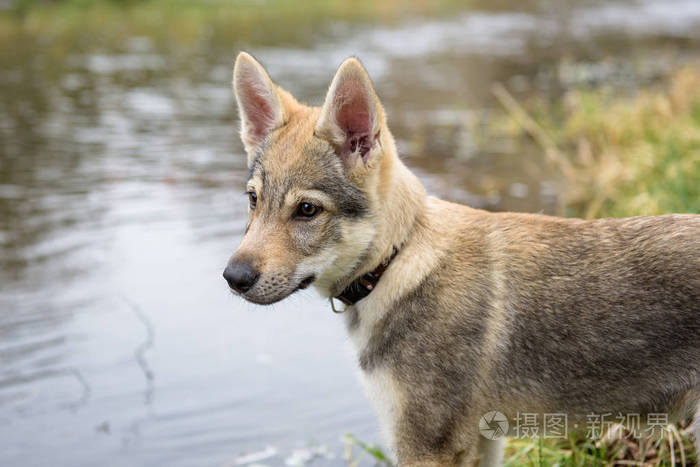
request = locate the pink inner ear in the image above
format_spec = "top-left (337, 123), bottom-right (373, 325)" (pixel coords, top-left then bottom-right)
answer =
top-left (335, 80), bottom-right (371, 136)
top-left (240, 79), bottom-right (276, 141)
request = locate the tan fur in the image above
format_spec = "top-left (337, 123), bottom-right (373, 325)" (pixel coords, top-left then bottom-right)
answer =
top-left (226, 52), bottom-right (700, 466)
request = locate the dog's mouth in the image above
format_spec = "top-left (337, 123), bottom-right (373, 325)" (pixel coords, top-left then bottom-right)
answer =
top-left (232, 274), bottom-right (316, 306)
top-left (296, 275), bottom-right (316, 291)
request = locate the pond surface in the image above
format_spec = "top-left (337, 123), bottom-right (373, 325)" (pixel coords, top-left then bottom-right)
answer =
top-left (1, 1), bottom-right (700, 466)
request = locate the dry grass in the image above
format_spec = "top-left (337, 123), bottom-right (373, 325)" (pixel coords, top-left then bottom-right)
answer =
top-left (504, 423), bottom-right (698, 466)
top-left (498, 66), bottom-right (700, 219)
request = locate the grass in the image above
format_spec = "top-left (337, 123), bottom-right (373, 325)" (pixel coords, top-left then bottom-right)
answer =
top-left (348, 427), bottom-right (698, 467)
top-left (497, 66), bottom-right (700, 219)
top-left (0, 0), bottom-right (469, 52)
top-left (344, 434), bottom-right (394, 467)
top-left (504, 424), bottom-right (698, 466)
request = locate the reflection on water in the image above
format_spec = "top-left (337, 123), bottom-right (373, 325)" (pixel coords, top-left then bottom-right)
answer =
top-left (1, 1), bottom-right (700, 466)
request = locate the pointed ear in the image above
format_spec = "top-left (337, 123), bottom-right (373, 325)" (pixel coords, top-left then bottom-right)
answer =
top-left (315, 57), bottom-right (383, 169)
top-left (233, 52), bottom-right (285, 165)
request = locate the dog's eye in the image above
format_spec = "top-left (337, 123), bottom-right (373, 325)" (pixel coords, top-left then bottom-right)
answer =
top-left (296, 202), bottom-right (320, 218)
top-left (248, 192), bottom-right (257, 210)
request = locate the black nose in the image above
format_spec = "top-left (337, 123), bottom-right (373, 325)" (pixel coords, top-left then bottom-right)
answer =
top-left (223, 262), bottom-right (259, 293)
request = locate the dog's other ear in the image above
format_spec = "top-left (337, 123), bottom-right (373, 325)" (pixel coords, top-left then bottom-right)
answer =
top-left (316, 57), bottom-right (383, 170)
top-left (233, 52), bottom-right (285, 165)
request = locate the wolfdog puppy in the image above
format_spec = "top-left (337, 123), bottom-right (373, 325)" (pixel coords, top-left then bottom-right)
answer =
top-left (223, 52), bottom-right (700, 466)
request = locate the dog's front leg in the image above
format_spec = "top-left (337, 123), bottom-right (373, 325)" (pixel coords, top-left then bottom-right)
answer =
top-left (402, 460), bottom-right (455, 467)
top-left (395, 430), bottom-right (506, 466)
top-left (393, 415), bottom-right (480, 467)
top-left (394, 432), bottom-right (466, 467)
top-left (475, 437), bottom-right (505, 467)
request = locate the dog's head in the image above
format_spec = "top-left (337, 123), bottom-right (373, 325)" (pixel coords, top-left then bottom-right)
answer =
top-left (223, 52), bottom-right (392, 305)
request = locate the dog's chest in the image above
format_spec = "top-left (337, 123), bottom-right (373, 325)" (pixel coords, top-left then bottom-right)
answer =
top-left (345, 308), bottom-right (400, 454)
top-left (355, 365), bottom-right (399, 454)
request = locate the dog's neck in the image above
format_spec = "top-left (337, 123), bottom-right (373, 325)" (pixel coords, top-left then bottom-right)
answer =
top-left (331, 133), bottom-right (427, 299)
top-left (374, 151), bottom-right (426, 262)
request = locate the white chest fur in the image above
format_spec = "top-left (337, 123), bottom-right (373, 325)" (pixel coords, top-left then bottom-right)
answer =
top-left (345, 304), bottom-right (401, 458)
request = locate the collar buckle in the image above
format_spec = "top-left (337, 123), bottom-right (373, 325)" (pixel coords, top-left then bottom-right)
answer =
top-left (329, 297), bottom-right (346, 314)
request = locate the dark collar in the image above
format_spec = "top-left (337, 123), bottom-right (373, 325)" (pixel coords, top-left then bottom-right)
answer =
top-left (333, 247), bottom-right (399, 309)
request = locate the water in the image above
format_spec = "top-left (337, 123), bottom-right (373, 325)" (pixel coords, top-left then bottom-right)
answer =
top-left (1, 1), bottom-right (700, 466)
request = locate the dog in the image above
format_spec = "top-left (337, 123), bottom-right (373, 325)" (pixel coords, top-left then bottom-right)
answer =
top-left (223, 52), bottom-right (700, 466)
